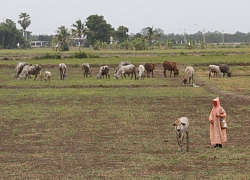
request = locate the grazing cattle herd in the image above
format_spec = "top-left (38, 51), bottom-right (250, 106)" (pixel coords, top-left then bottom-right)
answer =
top-left (13, 60), bottom-right (232, 84)
top-left (12, 60), bottom-right (234, 152)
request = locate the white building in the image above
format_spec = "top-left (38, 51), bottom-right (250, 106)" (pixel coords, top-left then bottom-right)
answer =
top-left (30, 41), bottom-right (47, 47)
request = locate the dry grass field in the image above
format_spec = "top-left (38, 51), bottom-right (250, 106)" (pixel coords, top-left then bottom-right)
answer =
top-left (0, 50), bottom-right (250, 179)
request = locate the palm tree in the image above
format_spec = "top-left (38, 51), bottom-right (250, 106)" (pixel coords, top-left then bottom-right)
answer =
top-left (146, 26), bottom-right (160, 50)
top-left (54, 26), bottom-right (71, 51)
top-left (18, 13), bottom-right (31, 41)
top-left (165, 39), bottom-right (173, 49)
top-left (72, 19), bottom-right (85, 52)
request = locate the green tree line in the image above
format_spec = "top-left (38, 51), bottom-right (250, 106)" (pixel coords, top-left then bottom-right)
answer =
top-left (1, 13), bottom-right (250, 50)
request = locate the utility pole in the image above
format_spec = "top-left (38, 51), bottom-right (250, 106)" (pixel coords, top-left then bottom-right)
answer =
top-left (203, 29), bottom-right (206, 43)
top-left (183, 29), bottom-right (186, 43)
top-left (221, 29), bottom-right (224, 44)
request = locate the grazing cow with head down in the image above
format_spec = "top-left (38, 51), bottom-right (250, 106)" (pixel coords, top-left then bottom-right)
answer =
top-left (219, 64), bottom-right (231, 77)
top-left (115, 61), bottom-right (131, 78)
top-left (82, 63), bottom-right (93, 77)
top-left (144, 63), bottom-right (155, 78)
top-left (59, 63), bottom-right (67, 80)
top-left (13, 61), bottom-right (28, 79)
top-left (173, 117), bottom-right (189, 152)
top-left (97, 65), bottom-right (110, 79)
top-left (137, 65), bottom-right (146, 80)
top-left (182, 66), bottom-right (195, 84)
top-left (208, 65), bottom-right (222, 78)
top-left (163, 61), bottom-right (179, 77)
top-left (18, 64), bottom-right (42, 81)
top-left (114, 64), bottom-right (136, 80)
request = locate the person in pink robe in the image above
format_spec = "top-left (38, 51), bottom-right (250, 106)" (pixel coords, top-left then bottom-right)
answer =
top-left (209, 97), bottom-right (227, 148)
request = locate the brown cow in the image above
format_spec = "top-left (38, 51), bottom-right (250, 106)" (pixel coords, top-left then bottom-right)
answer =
top-left (163, 61), bottom-right (179, 77)
top-left (144, 63), bottom-right (155, 78)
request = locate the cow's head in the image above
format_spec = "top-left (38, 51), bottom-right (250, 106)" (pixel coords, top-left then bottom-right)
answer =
top-left (173, 119), bottom-right (186, 133)
top-left (152, 64), bottom-right (155, 69)
top-left (89, 69), bottom-right (93, 77)
top-left (175, 69), bottom-right (179, 76)
top-left (227, 72), bottom-right (232, 77)
top-left (182, 77), bottom-right (188, 84)
top-left (97, 74), bottom-right (102, 79)
top-left (34, 64), bottom-right (42, 71)
top-left (114, 72), bottom-right (119, 79)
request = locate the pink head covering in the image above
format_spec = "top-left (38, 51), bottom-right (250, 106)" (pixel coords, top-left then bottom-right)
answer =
top-left (212, 97), bottom-right (220, 115)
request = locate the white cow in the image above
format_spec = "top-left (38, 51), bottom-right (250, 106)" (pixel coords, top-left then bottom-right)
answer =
top-left (208, 65), bottom-right (222, 78)
top-left (18, 64), bottom-right (42, 81)
top-left (137, 65), bottom-right (146, 80)
top-left (173, 117), bottom-right (189, 152)
top-left (13, 61), bottom-right (28, 79)
top-left (44, 70), bottom-right (51, 83)
top-left (114, 64), bottom-right (136, 80)
top-left (115, 61), bottom-right (132, 78)
top-left (182, 66), bottom-right (194, 84)
top-left (82, 63), bottom-right (93, 77)
top-left (116, 61), bottom-right (131, 70)
top-left (59, 63), bottom-right (67, 80)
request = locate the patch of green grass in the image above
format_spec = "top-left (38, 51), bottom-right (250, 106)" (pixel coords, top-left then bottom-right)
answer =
top-left (0, 50), bottom-right (250, 179)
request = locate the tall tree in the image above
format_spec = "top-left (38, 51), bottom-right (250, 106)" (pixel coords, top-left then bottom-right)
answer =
top-left (18, 13), bottom-right (31, 41)
top-left (85, 14), bottom-right (114, 46)
top-left (145, 26), bottom-right (160, 50)
top-left (54, 26), bottom-right (70, 51)
top-left (72, 19), bottom-right (85, 51)
top-left (0, 19), bottom-right (24, 49)
top-left (114, 26), bottom-right (129, 43)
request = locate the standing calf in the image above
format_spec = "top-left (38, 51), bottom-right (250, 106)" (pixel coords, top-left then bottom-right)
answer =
top-left (59, 63), bottom-right (67, 80)
top-left (173, 117), bottom-right (189, 152)
top-left (44, 70), bottom-right (51, 82)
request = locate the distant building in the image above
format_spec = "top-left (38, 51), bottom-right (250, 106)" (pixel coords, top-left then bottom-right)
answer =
top-left (30, 41), bottom-right (47, 47)
top-left (70, 37), bottom-right (86, 46)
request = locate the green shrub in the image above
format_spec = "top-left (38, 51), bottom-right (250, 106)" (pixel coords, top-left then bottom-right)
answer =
top-left (32, 53), bottom-right (62, 60)
top-left (74, 52), bottom-right (89, 58)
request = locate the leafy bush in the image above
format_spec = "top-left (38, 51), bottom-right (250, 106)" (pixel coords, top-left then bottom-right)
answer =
top-left (32, 53), bottom-right (62, 60)
top-left (71, 52), bottom-right (100, 58)
top-left (74, 52), bottom-right (89, 58)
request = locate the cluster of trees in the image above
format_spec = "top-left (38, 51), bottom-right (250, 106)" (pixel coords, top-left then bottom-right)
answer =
top-left (0, 19), bottom-right (24, 49)
top-left (1, 13), bottom-right (250, 50)
top-left (0, 13), bottom-right (31, 49)
top-left (53, 15), bottom-right (129, 51)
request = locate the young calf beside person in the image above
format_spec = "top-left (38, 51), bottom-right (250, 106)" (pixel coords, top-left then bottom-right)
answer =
top-left (173, 117), bottom-right (189, 152)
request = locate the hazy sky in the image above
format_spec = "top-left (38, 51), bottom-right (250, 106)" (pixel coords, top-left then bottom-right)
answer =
top-left (1, 0), bottom-right (250, 35)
